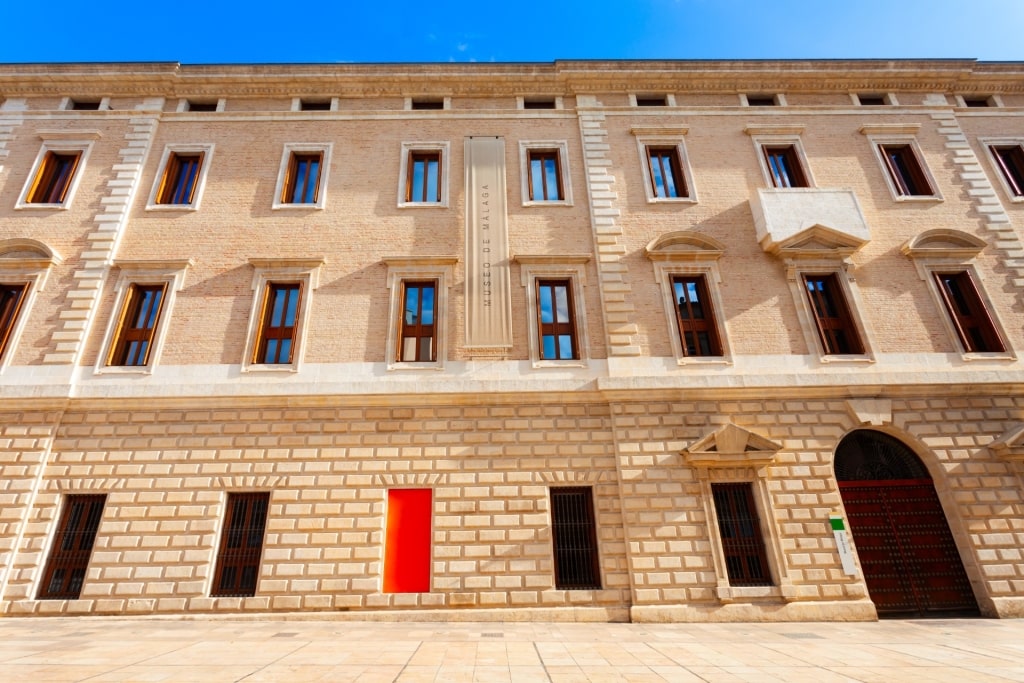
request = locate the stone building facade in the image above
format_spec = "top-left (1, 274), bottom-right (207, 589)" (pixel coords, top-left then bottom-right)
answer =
top-left (0, 60), bottom-right (1021, 621)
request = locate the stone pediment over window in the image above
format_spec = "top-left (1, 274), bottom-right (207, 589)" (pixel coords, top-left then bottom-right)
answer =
top-left (0, 238), bottom-right (62, 268)
top-left (683, 423), bottom-right (782, 468)
top-left (644, 231), bottom-right (724, 262)
top-left (750, 188), bottom-right (870, 255)
top-left (770, 224), bottom-right (867, 261)
top-left (988, 424), bottom-right (1024, 461)
top-left (900, 229), bottom-right (986, 260)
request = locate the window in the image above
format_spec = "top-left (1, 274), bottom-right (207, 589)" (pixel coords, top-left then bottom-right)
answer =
top-left (878, 144), bottom-right (934, 197)
top-left (961, 96), bottom-right (995, 108)
top-left (990, 144), bottom-right (1024, 198)
top-left (711, 483), bottom-right (772, 587)
top-left (398, 142), bottom-right (449, 207)
top-left (68, 99), bottom-right (103, 111)
top-left (299, 99), bottom-right (331, 111)
top-left (39, 494), bottom-right (106, 600)
top-left (646, 146), bottom-right (687, 199)
top-left (383, 489), bottom-right (432, 593)
top-left (519, 141), bottom-right (572, 206)
top-left (856, 94), bottom-right (888, 106)
top-left (254, 282), bottom-right (302, 364)
top-left (550, 487), bottom-right (601, 590)
top-left (25, 151), bottom-right (81, 204)
top-left (212, 492), bottom-right (269, 598)
top-left (745, 94), bottom-right (780, 106)
top-left (635, 95), bottom-right (668, 107)
top-left (106, 284), bottom-right (166, 366)
top-left (410, 98), bottom-right (445, 110)
top-left (803, 273), bottom-right (864, 355)
top-left (186, 100), bottom-right (218, 112)
top-left (0, 283), bottom-right (28, 361)
top-left (762, 145), bottom-right (808, 188)
top-left (397, 281), bottom-right (437, 362)
top-left (522, 97), bottom-right (557, 110)
top-left (672, 275), bottom-right (723, 357)
top-left (155, 152), bottom-right (203, 205)
top-left (933, 271), bottom-right (1005, 353)
top-left (537, 279), bottom-right (578, 361)
top-left (272, 144), bottom-right (331, 210)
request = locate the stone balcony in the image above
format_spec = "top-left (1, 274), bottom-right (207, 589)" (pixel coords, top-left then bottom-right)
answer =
top-left (750, 188), bottom-right (871, 255)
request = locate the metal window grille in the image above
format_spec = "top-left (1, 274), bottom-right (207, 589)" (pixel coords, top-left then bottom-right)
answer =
top-left (711, 483), bottom-right (772, 587)
top-left (550, 487), bottom-right (601, 590)
top-left (39, 494), bottom-right (106, 600)
top-left (212, 492), bottom-right (269, 597)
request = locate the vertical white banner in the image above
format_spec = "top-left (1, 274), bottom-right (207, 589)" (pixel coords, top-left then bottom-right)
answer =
top-left (464, 137), bottom-right (512, 348)
top-left (830, 514), bottom-right (858, 576)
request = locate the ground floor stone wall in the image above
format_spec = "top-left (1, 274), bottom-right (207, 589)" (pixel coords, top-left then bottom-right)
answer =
top-left (0, 392), bottom-right (1021, 621)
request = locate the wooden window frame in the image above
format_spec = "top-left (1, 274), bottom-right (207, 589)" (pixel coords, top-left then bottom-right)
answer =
top-left (383, 257), bottom-right (454, 371)
top-left (649, 255), bottom-right (731, 365)
top-left (879, 143), bottom-right (934, 197)
top-left (397, 280), bottom-right (438, 363)
top-left (518, 258), bottom-right (590, 367)
top-left (18, 138), bottom-right (95, 209)
top-left (147, 144), bottom-right (214, 210)
top-left (397, 142), bottom-right (449, 208)
top-left (933, 270), bottom-right (1006, 354)
top-left (0, 283), bottom-right (29, 364)
top-left (710, 483), bottom-right (773, 587)
top-left (281, 152), bottom-right (323, 205)
top-left (762, 144), bottom-right (809, 188)
top-left (155, 152), bottom-right (204, 205)
top-left (671, 274), bottom-right (724, 357)
top-left (519, 140), bottom-right (572, 206)
top-left (802, 272), bottom-right (865, 356)
top-left (253, 282), bottom-right (303, 365)
top-left (987, 142), bottom-right (1024, 200)
top-left (272, 143), bottom-right (331, 210)
top-left (211, 492), bottom-right (270, 598)
top-left (107, 283), bottom-right (167, 367)
top-left (38, 494), bottom-right (106, 600)
top-left (535, 279), bottom-right (579, 362)
top-left (242, 258), bottom-right (322, 373)
top-left (646, 146), bottom-right (688, 199)
top-left (527, 149), bottom-right (563, 201)
top-left (407, 151), bottom-right (441, 203)
top-left (549, 487), bottom-right (601, 590)
top-left (864, 135), bottom-right (941, 201)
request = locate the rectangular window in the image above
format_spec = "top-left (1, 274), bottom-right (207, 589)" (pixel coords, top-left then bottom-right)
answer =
top-left (647, 146), bottom-right (687, 198)
top-left (762, 145), bottom-right (808, 188)
top-left (523, 98), bottom-right (556, 109)
top-left (550, 487), bottom-right (601, 590)
top-left (711, 483), bottom-right (772, 587)
top-left (803, 274), bottom-right (864, 355)
top-left (156, 152), bottom-right (203, 205)
top-left (672, 275), bottom-right (723, 357)
top-left (635, 95), bottom-right (667, 107)
top-left (934, 271), bottom-right (1005, 353)
top-left (383, 489), bottom-right (432, 593)
top-left (212, 492), bottom-right (269, 598)
top-left (411, 99), bottom-right (444, 110)
top-left (0, 283), bottom-right (28, 361)
top-left (107, 284), bottom-right (167, 367)
top-left (879, 144), bottom-right (934, 196)
top-left (746, 95), bottom-right (777, 107)
top-left (69, 100), bottom-right (101, 111)
top-left (406, 151), bottom-right (441, 203)
top-left (186, 100), bottom-right (218, 112)
top-left (991, 145), bottom-right (1024, 197)
top-left (281, 152), bottom-right (323, 204)
top-left (27, 151), bottom-right (82, 204)
top-left (537, 279), bottom-right (578, 360)
top-left (397, 280), bottom-right (437, 362)
top-left (528, 150), bottom-right (563, 201)
top-left (299, 99), bottom-right (331, 111)
top-left (857, 94), bottom-right (887, 106)
top-left (254, 282), bottom-right (302, 364)
top-left (39, 494), bottom-right (106, 600)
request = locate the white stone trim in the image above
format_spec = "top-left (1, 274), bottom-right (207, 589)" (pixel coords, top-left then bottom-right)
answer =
top-left (145, 143), bottom-right (215, 211)
top-left (517, 139), bottom-right (573, 206)
top-left (383, 258), bottom-right (456, 371)
top-left (59, 96), bottom-right (110, 111)
top-left (0, 257), bottom-right (55, 373)
top-left (518, 259), bottom-right (590, 369)
top-left (785, 261), bottom-right (876, 364)
top-left (175, 98), bottom-right (226, 113)
top-left (651, 261), bottom-right (731, 365)
top-left (633, 133), bottom-right (698, 203)
top-left (271, 143), bottom-right (333, 210)
top-left (93, 259), bottom-right (192, 375)
top-left (241, 258), bottom-right (323, 373)
top-left (15, 139), bottom-right (95, 210)
top-left (397, 141), bottom-right (450, 208)
top-left (955, 94), bottom-right (1003, 108)
top-left (864, 133), bottom-right (943, 202)
top-left (978, 137), bottom-right (1024, 203)
top-left (749, 133), bottom-right (815, 189)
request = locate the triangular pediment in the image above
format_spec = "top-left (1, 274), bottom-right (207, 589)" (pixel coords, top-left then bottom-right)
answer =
top-left (771, 224), bottom-right (866, 259)
top-left (989, 424), bottom-right (1024, 461)
top-left (683, 423), bottom-right (782, 467)
top-left (645, 231), bottom-right (725, 262)
top-left (901, 229), bottom-right (986, 260)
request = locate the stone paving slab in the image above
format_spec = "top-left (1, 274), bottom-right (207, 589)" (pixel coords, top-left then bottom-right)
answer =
top-left (0, 617), bottom-right (1022, 682)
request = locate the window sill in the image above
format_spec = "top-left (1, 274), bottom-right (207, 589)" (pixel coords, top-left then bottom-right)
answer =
top-left (892, 194), bottom-right (942, 202)
top-left (94, 366), bottom-right (154, 376)
top-left (676, 356), bottom-right (731, 366)
top-left (522, 199), bottom-right (573, 208)
top-left (15, 203), bottom-right (70, 210)
top-left (817, 354), bottom-right (875, 364)
top-left (647, 196), bottom-right (697, 204)
top-left (397, 202), bottom-right (448, 209)
top-left (960, 351), bottom-right (1017, 362)
top-left (145, 203), bottom-right (199, 212)
top-left (241, 364), bottom-right (299, 374)
top-left (387, 362), bottom-right (445, 372)
top-left (271, 202), bottom-right (325, 211)
top-left (532, 359), bottom-right (588, 369)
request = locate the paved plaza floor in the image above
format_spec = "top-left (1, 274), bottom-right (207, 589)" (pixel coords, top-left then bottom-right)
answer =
top-left (0, 615), bottom-right (1022, 682)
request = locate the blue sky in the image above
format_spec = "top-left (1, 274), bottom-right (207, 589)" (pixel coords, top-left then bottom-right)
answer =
top-left (3, 1), bottom-right (1022, 64)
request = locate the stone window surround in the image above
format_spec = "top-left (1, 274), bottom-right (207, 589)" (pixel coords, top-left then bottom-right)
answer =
top-left (631, 126), bottom-right (698, 203)
top-left (382, 256), bottom-right (457, 372)
top-left (516, 96), bottom-right (564, 110)
top-left (93, 259), bottom-right (192, 376)
top-left (860, 124), bottom-right (943, 202)
top-left (271, 142), bottom-right (333, 210)
top-left (786, 259), bottom-right (876, 364)
top-left (979, 137), bottom-right (1024, 203)
top-left (15, 132), bottom-right (100, 210)
top-left (629, 93), bottom-right (677, 107)
top-left (0, 239), bottom-right (61, 374)
top-left (740, 93), bottom-right (788, 107)
top-left (241, 257), bottom-right (324, 373)
top-left (59, 97), bottom-right (111, 111)
top-left (290, 97), bottom-right (339, 112)
top-left (745, 125), bottom-right (815, 189)
top-left (515, 255), bottom-right (591, 369)
top-left (145, 143), bottom-right (216, 211)
top-left (517, 139), bottom-right (573, 207)
top-left (651, 261), bottom-right (732, 365)
top-left (849, 92), bottom-right (898, 106)
top-left (175, 98), bottom-right (226, 113)
top-left (397, 141), bottom-right (451, 209)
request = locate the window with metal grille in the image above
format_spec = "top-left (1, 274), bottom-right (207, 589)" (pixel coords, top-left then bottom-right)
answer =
top-left (550, 487), bottom-right (601, 590)
top-left (536, 279), bottom-right (578, 360)
top-left (671, 275), bottom-right (722, 357)
top-left (991, 145), bottom-right (1024, 197)
top-left (646, 146), bottom-right (688, 198)
top-left (212, 492), bottom-right (269, 598)
top-left (254, 282), bottom-right (302, 364)
top-left (879, 144), bottom-right (934, 196)
top-left (762, 145), bottom-right (808, 188)
top-left (0, 283), bottom-right (28, 361)
top-left (803, 273), bottom-right (864, 355)
top-left (39, 494), bottom-right (106, 599)
top-left (711, 483), bottom-right (772, 587)
top-left (27, 151), bottom-right (82, 204)
top-left (108, 283), bottom-right (167, 366)
top-left (156, 152), bottom-right (203, 205)
top-left (406, 150), bottom-right (442, 203)
top-left (527, 150), bottom-right (563, 201)
top-left (398, 280), bottom-right (437, 362)
top-left (281, 152), bottom-right (323, 204)
top-left (933, 271), bottom-right (1005, 353)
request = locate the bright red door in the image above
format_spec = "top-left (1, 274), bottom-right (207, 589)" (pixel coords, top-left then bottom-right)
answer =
top-left (383, 488), bottom-right (432, 593)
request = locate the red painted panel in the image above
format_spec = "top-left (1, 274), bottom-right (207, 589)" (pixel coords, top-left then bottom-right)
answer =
top-left (383, 488), bottom-right (432, 593)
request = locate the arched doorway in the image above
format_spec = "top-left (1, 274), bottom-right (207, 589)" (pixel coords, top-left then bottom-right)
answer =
top-left (835, 430), bottom-right (978, 617)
